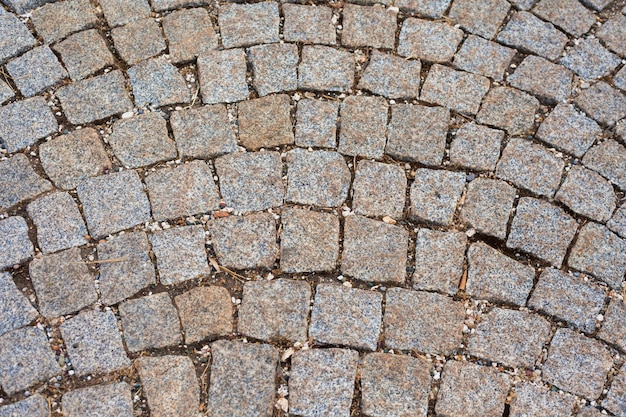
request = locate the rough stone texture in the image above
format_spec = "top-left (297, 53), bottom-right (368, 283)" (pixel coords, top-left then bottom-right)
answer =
top-left (509, 382), bottom-right (577, 417)
top-left (289, 348), bottom-right (358, 417)
top-left (575, 81), bottom-right (626, 126)
top-left (111, 18), bottom-right (166, 65)
top-left (174, 286), bottom-right (233, 344)
top-left (398, 18), bottom-right (463, 62)
top-left (580, 0), bottom-right (612, 10)
top-left (413, 229), bottom-right (466, 295)
top-left (27, 192), bottom-right (88, 254)
top-left (294, 99), bottom-right (339, 149)
top-left (150, 0), bottom-right (211, 11)
top-left (97, 231), bottom-right (156, 306)
top-left (358, 50), bottom-right (421, 99)
top-left (135, 355), bottom-right (199, 417)
top-left (461, 178), bottom-right (516, 240)
top-left (615, 66), bottom-right (626, 91)
top-left (0, 154), bottom-right (53, 210)
top-left (31, 0), bottom-right (97, 43)
top-left (29, 248), bottom-right (97, 318)
top-left (338, 95), bottom-right (388, 159)
top-left (579, 406), bottom-right (605, 417)
top-left (0, 13), bottom-right (37, 65)
top-left (208, 340), bottom-right (277, 417)
top-left (170, 104), bottom-right (237, 159)
top-left (603, 364), bottom-right (626, 416)
top-left (53, 29), bottom-right (116, 81)
top-left (384, 288), bottom-right (464, 354)
top-left (0, 97), bottom-right (58, 153)
top-left (0, 217), bottom-right (34, 270)
top-left (0, 327), bottom-right (59, 395)
top-left (218, 2), bottom-right (279, 48)
top-left (448, 0), bottom-right (510, 39)
top-left (453, 35), bottom-right (516, 81)
top-left (149, 225), bottom-right (210, 285)
top-left (0, 272), bottom-right (37, 337)
top-left (449, 123), bottom-right (504, 172)
top-left (62, 383), bottom-right (133, 417)
top-left (468, 308), bottom-right (551, 368)
top-left (536, 103), bottom-right (602, 158)
top-left (436, 361), bottom-right (510, 417)
top-left (609, 203), bottom-right (626, 239)
top-left (146, 161), bottom-right (220, 221)
top-left (529, 268), bottom-right (605, 333)
top-left (508, 55), bottom-right (572, 103)
top-left (310, 283), bottom-right (382, 350)
top-left (543, 328), bottom-right (613, 399)
top-left (162, 8), bottom-right (217, 64)
top-left (98, 0), bottom-right (151, 27)
top-left (556, 165), bottom-right (616, 222)
top-left (495, 138), bottom-right (564, 197)
top-left (77, 170), bottom-right (151, 238)
top-left (420, 64), bottom-right (490, 116)
top-left (597, 15), bottom-right (626, 57)
top-left (386, 104), bottom-right (449, 166)
top-left (209, 213), bottom-right (277, 270)
top-left (352, 160), bottom-right (406, 219)
top-left (6, 45), bottom-right (67, 97)
top-left (283, 4), bottom-right (336, 44)
top-left (60, 310), bottom-right (130, 377)
top-left (477, 87), bottom-right (540, 135)
top-left (393, 0), bottom-right (451, 16)
top-left (280, 208), bottom-right (340, 273)
top-left (57, 70), bottom-right (133, 125)
top-left (561, 38), bottom-right (621, 81)
top-left (569, 222), bottom-right (626, 289)
top-left (198, 49), bottom-right (249, 104)
top-left (342, 4), bottom-right (396, 49)
top-left (128, 56), bottom-right (190, 108)
top-left (0, 394), bottom-right (49, 417)
top-left (0, 80), bottom-right (13, 105)
top-left (119, 293), bottom-right (182, 352)
top-left (238, 279), bottom-right (311, 343)
top-left (248, 43), bottom-right (298, 97)
top-left (533, 0), bottom-right (596, 36)
top-left (598, 298), bottom-right (626, 352)
top-left (298, 45), bottom-right (354, 92)
top-left (466, 241), bottom-right (535, 306)
top-left (215, 152), bottom-right (284, 213)
top-left (496, 11), bottom-right (568, 60)
top-left (583, 139), bottom-right (626, 190)
top-left (238, 94), bottom-right (294, 150)
top-left (361, 354), bottom-right (431, 417)
top-left (409, 168), bottom-right (465, 226)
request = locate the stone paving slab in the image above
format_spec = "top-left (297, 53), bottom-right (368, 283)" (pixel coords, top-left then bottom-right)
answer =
top-left (413, 228), bottom-right (466, 295)
top-left (0, 216), bottom-right (34, 270)
top-left (0, 394), bottom-right (49, 417)
top-left (0, 271), bottom-right (38, 337)
top-left (0, 97), bottom-right (58, 153)
top-left (62, 382), bottom-right (133, 417)
top-left (174, 286), bottom-right (232, 343)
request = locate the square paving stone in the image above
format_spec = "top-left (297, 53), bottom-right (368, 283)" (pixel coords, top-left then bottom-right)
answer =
top-left (149, 0), bottom-right (211, 11)
top-left (477, 87), bottom-right (539, 135)
top-left (561, 38), bottom-right (621, 81)
top-left (466, 241), bottom-right (535, 306)
top-left (533, 0), bottom-right (596, 36)
top-left (603, 364), bottom-right (626, 416)
top-left (57, 70), bottom-right (133, 125)
top-left (77, 170), bottom-right (151, 238)
top-left (6, 45), bottom-right (67, 97)
top-left (556, 165), bottom-right (616, 222)
top-left (583, 139), bottom-right (626, 190)
top-left (495, 138), bottom-right (564, 197)
top-left (496, 11), bottom-right (568, 60)
top-left (341, 215), bottom-right (408, 284)
top-left (289, 348), bottom-right (358, 417)
top-left (0, 217), bottom-right (34, 270)
top-left (467, 308), bottom-right (551, 368)
top-left (248, 43), bottom-right (298, 97)
top-left (338, 95), bottom-right (388, 159)
top-left (615, 67), bottom-right (626, 91)
top-left (598, 298), bottom-right (626, 352)
top-left (436, 361), bottom-right (510, 417)
top-left (29, 247), bottom-right (97, 318)
top-left (581, 0), bottom-right (611, 10)
top-left (60, 310), bottom-right (130, 377)
top-left (449, 123), bottom-right (504, 172)
top-left (0, 154), bottom-right (52, 210)
top-left (0, 96), bottom-right (58, 153)
top-left (238, 94), bottom-right (294, 150)
top-left (238, 278), bottom-right (311, 343)
top-left (384, 288), bottom-right (464, 354)
top-left (609, 204), bottom-right (626, 239)
top-left (398, 18), bottom-right (463, 62)
top-left (208, 340), bottom-right (277, 417)
top-left (409, 168), bottom-right (465, 226)
top-left (575, 81), bottom-right (626, 126)
top-left (579, 406), bottom-right (605, 417)
top-left (162, 8), bottom-right (217, 64)
top-left (385, 104), bottom-right (449, 165)
top-left (294, 98), bottom-right (339, 149)
top-left (413, 229), bottom-right (466, 295)
top-left (128, 56), bottom-right (190, 108)
top-left (510, 382), bottom-right (577, 417)
top-left (507, 55), bottom-right (572, 103)
top-left (507, 197), bottom-right (578, 267)
top-left (97, 231), bottom-right (156, 306)
top-left (98, 0), bottom-right (150, 27)
top-left (218, 2), bottom-right (279, 49)
top-left (0, 394), bottom-right (49, 417)
top-left (529, 268), bottom-right (605, 333)
top-left (119, 293), bottom-right (182, 352)
top-left (310, 283), bottom-right (382, 351)
top-left (170, 104), bottom-right (237, 158)
top-left (111, 18), bottom-right (166, 65)
top-left (394, 0), bottom-right (451, 16)
top-left (0, 327), bottom-right (59, 395)
top-left (453, 35), bottom-right (516, 81)
top-left (461, 178), bottom-right (516, 240)
top-left (286, 149), bottom-right (351, 207)
top-left (543, 328), bottom-right (613, 399)
top-left (342, 4), bottom-right (397, 49)
top-left (0, 271), bottom-right (37, 337)
top-left (198, 49), bottom-right (249, 104)
top-left (174, 286), bottom-right (232, 343)
top-left (357, 50), bottom-right (421, 99)
top-left (0, 13), bottom-right (37, 65)
top-left (53, 29), bottom-right (116, 82)
top-left (0, 80), bottom-right (14, 105)
top-left (535, 103), bottom-right (602, 158)
top-left (31, 0), bottom-right (97, 43)
top-left (448, 0), bottom-right (510, 39)
top-left (298, 45), bottom-right (354, 92)
top-left (62, 382), bottom-right (133, 417)
top-left (420, 64), bottom-right (490, 116)
top-left (282, 4), bottom-right (336, 44)
top-left (280, 208), bottom-right (340, 273)
top-left (352, 160), bottom-right (406, 219)
top-left (27, 192), bottom-right (87, 254)
top-left (209, 213), bottom-right (277, 270)
top-left (215, 151), bottom-right (284, 213)
top-left (597, 15), bottom-right (626, 57)
top-left (135, 355), bottom-right (199, 417)
top-left (109, 112), bottom-right (177, 169)
top-left (569, 222), bottom-right (626, 288)
top-left (146, 160), bottom-right (221, 221)
top-left (150, 225), bottom-right (209, 285)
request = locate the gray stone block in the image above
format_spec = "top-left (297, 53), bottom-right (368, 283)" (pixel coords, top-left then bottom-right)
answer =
top-left (556, 165), bottom-right (616, 222)
top-left (342, 4), bottom-right (397, 49)
top-left (0, 155), bottom-right (52, 210)
top-left (62, 382), bottom-right (133, 417)
top-left (603, 364), bottom-right (626, 416)
top-left (282, 4), bottom-right (336, 44)
top-left (198, 49), bottom-right (249, 104)
top-left (574, 81), bottom-right (626, 126)
top-left (510, 382), bottom-right (576, 417)
top-left (561, 38), bottom-right (621, 80)
top-left (449, 123), bottom-right (504, 172)
top-left (338, 95), bottom-right (388, 159)
top-left (477, 87), bottom-right (540, 135)
top-left (394, 0), bottom-right (450, 16)
top-left (294, 99), bottom-right (339, 149)
top-left (0, 97), bottom-right (58, 153)
top-left (31, 0), bottom-right (97, 43)
top-left (128, 56), bottom-right (190, 108)
top-left (238, 94), bottom-right (294, 150)
top-left (448, 0), bottom-right (510, 39)
top-left (53, 29), bottom-right (116, 81)
top-left (0, 271), bottom-right (37, 337)
top-left (413, 229), bottom-right (466, 295)
top-left (248, 43), bottom-right (298, 97)
top-left (533, 0), bottom-right (596, 36)
top-left (409, 168), bottom-right (465, 226)
top-left (597, 14), bottom-right (626, 57)
top-left (6, 45), bottom-right (67, 97)
top-left (0, 13), bottom-right (36, 65)
top-left (162, 7), bottom-right (217, 64)
top-left (453, 35), bottom-right (516, 81)
top-left (98, 0), bottom-right (150, 27)
top-left (461, 178), bottom-right (516, 240)
top-left (398, 18), bottom-right (463, 62)
top-left (421, 64), bottom-right (490, 116)
top-left (298, 45), bottom-right (354, 92)
top-left (583, 139), bottom-right (626, 190)
top-left (174, 286), bottom-right (232, 344)
top-left (598, 298), bottom-right (626, 353)
top-left (496, 11), bottom-right (568, 60)
top-left (218, 2), bottom-right (280, 48)
top-left (0, 216), bottom-right (34, 270)
top-left (0, 394), bottom-right (49, 417)
top-left (111, 18), bottom-right (166, 65)
top-left (507, 55), bottom-right (572, 103)
top-left (358, 50), bottom-right (421, 99)
top-left (352, 160), bottom-right (406, 219)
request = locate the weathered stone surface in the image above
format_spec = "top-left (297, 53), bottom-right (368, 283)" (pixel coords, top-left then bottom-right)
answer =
top-left (338, 95), bottom-right (388, 159)
top-left (609, 204), bottom-right (626, 239)
top-left (342, 4), bottom-right (396, 49)
top-left (352, 160), bottom-right (406, 219)
top-left (556, 165), bottom-right (616, 222)
top-left (53, 29), bottom-right (116, 81)
top-left (583, 139), bottom-right (626, 190)
top-left (578, 406), bottom-right (605, 417)
top-left (98, 0), bottom-right (150, 27)
top-left (598, 298), bottom-right (626, 352)
top-left (448, 0), bottom-right (510, 39)
top-left (0, 97), bottom-right (58, 153)
top-left (283, 4), bottom-right (336, 44)
top-left (31, 0), bottom-right (97, 43)
top-left (508, 55), bottom-right (572, 103)
top-left (248, 43), bottom-right (298, 97)
top-left (510, 382), bottom-right (577, 417)
top-left (409, 168), bottom-right (465, 226)
top-left (384, 288), bottom-right (464, 354)
top-left (394, 0), bottom-right (450, 16)
top-left (170, 104), bottom-right (236, 158)
top-left (477, 87), bottom-right (540, 135)
top-left (603, 364), bottom-right (626, 416)
top-left (198, 49), bottom-right (249, 104)
top-left (420, 64), bottom-right (490, 115)
top-left (453, 35), bottom-right (516, 81)
top-left (0, 272), bottom-right (37, 337)
top-left (0, 154), bottom-right (53, 210)
top-left (581, 0), bottom-right (612, 10)
top-left (398, 18), bottom-right (463, 62)
top-left (0, 217), bottom-right (34, 270)
top-left (62, 383), bottom-right (133, 417)
top-left (111, 18), bottom-right (166, 65)
top-left (6, 45), bottom-right (67, 97)
top-left (298, 45), bottom-right (354, 92)
top-left (174, 286), bottom-right (232, 344)
top-left (0, 13), bottom-right (36, 65)
top-left (0, 394), bottom-right (49, 417)
top-left (597, 14), bottom-right (626, 57)
top-left (461, 178), bottom-right (516, 240)
top-left (413, 229), bottom-right (466, 295)
top-left (150, 0), bottom-right (210, 11)
top-left (358, 50), bottom-right (421, 99)
top-left (575, 81), bottom-right (626, 126)
top-left (615, 67), bottom-right (626, 91)
top-left (294, 99), bottom-right (339, 149)
top-left (219, 2), bottom-right (279, 48)
top-left (162, 8), bottom-right (217, 64)
top-left (0, 80), bottom-right (13, 105)
top-left (496, 11), bottom-right (568, 60)
top-left (450, 123), bottom-right (504, 172)
top-left (128, 56), bottom-right (190, 108)
top-left (238, 94), bottom-right (294, 150)
top-left (533, 0), bottom-right (596, 36)
top-left (561, 38), bottom-right (621, 81)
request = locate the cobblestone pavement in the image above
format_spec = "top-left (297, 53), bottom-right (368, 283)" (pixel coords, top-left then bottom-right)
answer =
top-left (0, 0), bottom-right (625, 416)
